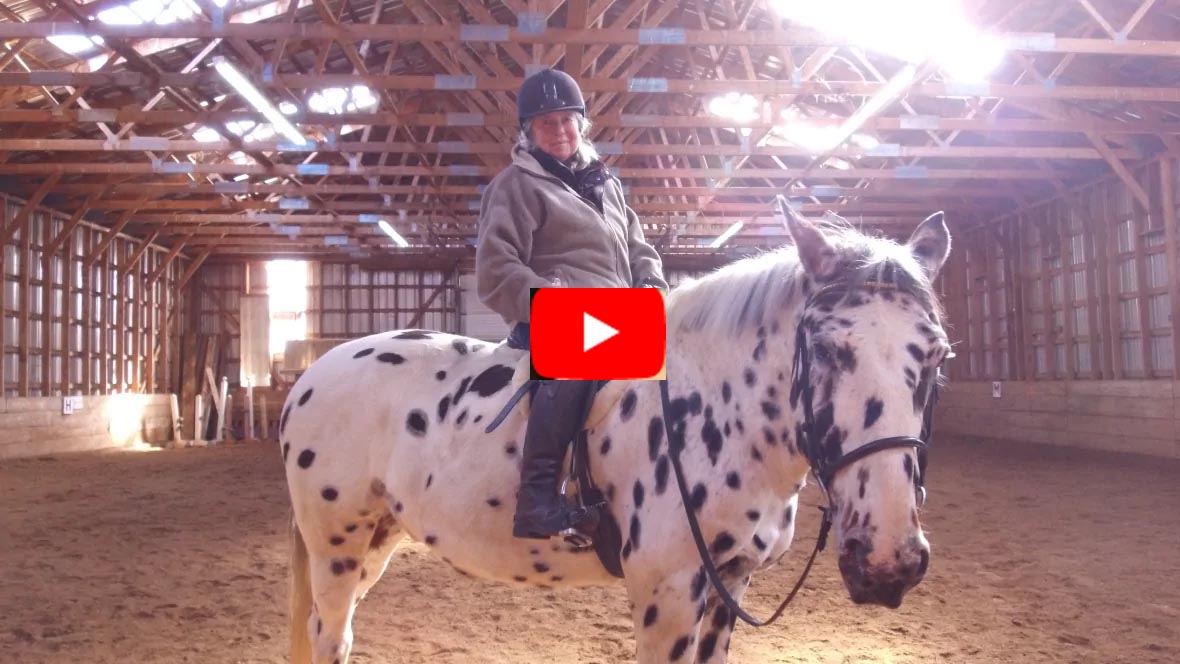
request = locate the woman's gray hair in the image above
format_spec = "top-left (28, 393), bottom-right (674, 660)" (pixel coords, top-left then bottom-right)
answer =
top-left (517, 114), bottom-right (600, 164)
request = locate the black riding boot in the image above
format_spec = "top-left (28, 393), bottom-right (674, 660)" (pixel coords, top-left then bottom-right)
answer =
top-left (513, 379), bottom-right (597, 540)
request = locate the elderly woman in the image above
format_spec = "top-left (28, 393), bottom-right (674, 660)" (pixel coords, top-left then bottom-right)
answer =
top-left (476, 68), bottom-right (668, 542)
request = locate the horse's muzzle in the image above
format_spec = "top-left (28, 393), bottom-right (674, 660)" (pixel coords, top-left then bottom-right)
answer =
top-left (838, 537), bottom-right (929, 608)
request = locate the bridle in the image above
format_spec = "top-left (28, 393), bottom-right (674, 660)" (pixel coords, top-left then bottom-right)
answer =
top-left (660, 279), bottom-right (944, 627)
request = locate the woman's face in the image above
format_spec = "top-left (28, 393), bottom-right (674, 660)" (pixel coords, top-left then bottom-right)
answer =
top-left (531, 110), bottom-right (581, 162)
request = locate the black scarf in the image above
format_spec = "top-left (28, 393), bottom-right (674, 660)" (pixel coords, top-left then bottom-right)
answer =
top-left (530, 148), bottom-right (610, 213)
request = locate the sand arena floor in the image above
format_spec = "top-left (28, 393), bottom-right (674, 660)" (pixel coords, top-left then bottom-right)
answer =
top-left (1, 436), bottom-right (1177, 663)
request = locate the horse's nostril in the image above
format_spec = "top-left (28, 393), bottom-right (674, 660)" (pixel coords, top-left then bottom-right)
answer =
top-left (843, 537), bottom-right (866, 556)
top-left (916, 548), bottom-right (930, 577)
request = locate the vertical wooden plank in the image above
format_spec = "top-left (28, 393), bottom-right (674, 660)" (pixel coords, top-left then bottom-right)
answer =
top-left (145, 260), bottom-right (155, 392)
top-left (344, 264), bottom-right (353, 338)
top-left (1100, 188), bottom-right (1123, 378)
top-left (61, 226), bottom-right (73, 394)
top-left (1002, 217), bottom-right (1023, 380)
top-left (18, 206), bottom-right (31, 396)
top-left (101, 241), bottom-right (111, 392)
top-left (40, 215), bottom-right (52, 395)
top-left (116, 243), bottom-right (126, 391)
top-left (1037, 212), bottom-right (1058, 379)
top-left (1017, 214), bottom-right (1035, 380)
top-left (0, 199), bottom-right (6, 398)
top-left (1131, 199), bottom-right (1154, 377)
top-left (1160, 157), bottom-right (1180, 377)
top-left (1057, 202), bottom-right (1077, 379)
top-left (81, 229), bottom-right (92, 394)
top-left (981, 227), bottom-right (997, 378)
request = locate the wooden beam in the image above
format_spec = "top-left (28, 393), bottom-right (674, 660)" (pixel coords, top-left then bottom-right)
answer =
top-left (1085, 132), bottom-right (1152, 212)
top-left (118, 230), bottom-right (160, 276)
top-left (0, 173), bottom-right (60, 244)
top-left (82, 213), bottom-right (134, 266)
top-left (176, 243), bottom-right (216, 289)
top-left (43, 190), bottom-right (100, 255)
top-left (1160, 158), bottom-right (1180, 376)
top-left (146, 235), bottom-right (189, 284)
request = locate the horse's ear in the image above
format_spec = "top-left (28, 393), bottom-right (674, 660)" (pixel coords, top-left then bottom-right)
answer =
top-left (906, 211), bottom-right (951, 279)
top-left (777, 195), bottom-right (838, 279)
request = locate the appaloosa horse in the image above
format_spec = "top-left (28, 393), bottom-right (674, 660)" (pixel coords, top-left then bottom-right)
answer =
top-left (283, 198), bottom-right (952, 663)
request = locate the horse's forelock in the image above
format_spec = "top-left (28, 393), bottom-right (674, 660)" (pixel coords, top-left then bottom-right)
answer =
top-left (667, 227), bottom-right (943, 337)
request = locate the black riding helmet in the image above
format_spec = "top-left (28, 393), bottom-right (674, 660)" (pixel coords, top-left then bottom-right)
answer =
top-left (517, 69), bottom-right (585, 128)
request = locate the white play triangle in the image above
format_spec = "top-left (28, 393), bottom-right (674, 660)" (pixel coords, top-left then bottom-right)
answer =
top-left (583, 312), bottom-right (619, 352)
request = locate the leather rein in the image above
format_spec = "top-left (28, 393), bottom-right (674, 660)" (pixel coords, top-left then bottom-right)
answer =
top-left (659, 281), bottom-right (940, 627)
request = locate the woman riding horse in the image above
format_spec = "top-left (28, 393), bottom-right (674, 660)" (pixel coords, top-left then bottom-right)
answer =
top-left (475, 68), bottom-right (669, 541)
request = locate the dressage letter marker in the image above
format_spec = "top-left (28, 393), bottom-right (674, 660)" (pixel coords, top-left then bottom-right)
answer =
top-left (530, 288), bottom-right (666, 380)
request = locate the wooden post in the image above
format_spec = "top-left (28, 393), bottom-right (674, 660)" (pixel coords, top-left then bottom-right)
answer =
top-left (194, 393), bottom-right (205, 445)
top-left (259, 393), bottom-right (270, 440)
top-left (1131, 204), bottom-right (1154, 376)
top-left (169, 393), bottom-right (181, 445)
top-left (217, 376), bottom-right (229, 443)
top-left (81, 229), bottom-right (92, 393)
top-left (1160, 158), bottom-right (1180, 377)
top-left (40, 213), bottom-right (53, 395)
top-left (18, 204), bottom-right (31, 396)
top-left (1057, 204), bottom-right (1077, 379)
top-left (1100, 191), bottom-right (1124, 378)
top-left (245, 382), bottom-right (255, 441)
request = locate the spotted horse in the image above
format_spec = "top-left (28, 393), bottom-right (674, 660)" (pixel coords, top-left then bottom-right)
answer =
top-left (283, 197), bottom-right (953, 664)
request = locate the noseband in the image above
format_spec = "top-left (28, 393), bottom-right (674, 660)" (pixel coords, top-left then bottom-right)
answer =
top-left (660, 278), bottom-right (943, 628)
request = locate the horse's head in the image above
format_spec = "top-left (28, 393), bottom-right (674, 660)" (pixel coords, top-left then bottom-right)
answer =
top-left (778, 196), bottom-right (951, 608)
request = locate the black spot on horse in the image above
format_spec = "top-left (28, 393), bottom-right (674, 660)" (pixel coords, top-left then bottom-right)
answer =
top-left (746, 509), bottom-right (760, 522)
top-left (765, 385), bottom-right (778, 400)
top-left (633, 481), bottom-right (646, 508)
top-left (750, 446), bottom-right (763, 462)
top-left (688, 392), bottom-right (703, 416)
top-left (621, 541), bottom-right (633, 560)
top-left (406, 410), bottom-right (428, 437)
top-left (487, 497), bottom-right (501, 508)
top-left (734, 418), bottom-right (744, 435)
top-left (452, 339), bottom-right (468, 355)
top-left (689, 483), bottom-right (708, 512)
top-left (437, 395), bottom-right (451, 421)
top-left (533, 562), bottom-right (550, 573)
top-left (726, 472), bottom-right (741, 489)
top-left (903, 454), bottom-right (914, 477)
top-left (470, 364), bottom-right (513, 397)
top-left (620, 390), bottom-right (638, 421)
top-left (699, 632), bottom-right (720, 661)
top-left (654, 455), bottom-right (670, 494)
top-left (435, 370), bottom-right (447, 381)
top-left (472, 343), bottom-right (486, 352)
top-left (505, 444), bottom-right (517, 456)
top-left (377, 352), bottom-right (406, 365)
top-left (282, 442), bottom-right (290, 462)
top-left (298, 388), bottom-right (314, 406)
top-left (670, 636), bottom-right (692, 661)
top-left (353, 348), bottom-right (375, 358)
top-left (864, 397), bottom-right (884, 429)
top-left (346, 522), bottom-right (359, 532)
top-left (513, 575), bottom-right (528, 582)
top-left (321, 487), bottom-right (338, 501)
top-left (906, 343), bottom-right (924, 364)
top-left (450, 377), bottom-right (474, 409)
top-left (629, 515), bottom-right (642, 550)
top-left (393, 330), bottom-right (433, 340)
top-left (836, 344), bottom-right (857, 372)
top-left (647, 417), bottom-right (664, 462)
top-left (456, 409), bottom-right (469, 426)
top-left (761, 401), bottom-right (781, 420)
top-left (702, 419), bottom-right (723, 465)
top-left (691, 567), bottom-right (708, 600)
top-left (721, 381), bottom-right (732, 403)
top-left (425, 474), bottom-right (433, 489)
top-left (753, 535), bottom-right (767, 551)
top-left (783, 504), bottom-right (795, 527)
top-left (711, 532), bottom-right (736, 554)
top-left (724, 421), bottom-right (731, 437)
top-left (297, 449), bottom-right (315, 469)
top-left (753, 338), bottom-right (767, 362)
top-left (280, 405), bottom-right (292, 435)
top-left (330, 560), bottom-right (346, 576)
top-left (643, 604), bottom-right (659, 627)
top-left (329, 535), bottom-right (344, 546)
top-left (424, 535), bottom-right (437, 546)
top-left (600, 437), bottom-right (612, 456)
top-left (743, 368), bottom-right (756, 387)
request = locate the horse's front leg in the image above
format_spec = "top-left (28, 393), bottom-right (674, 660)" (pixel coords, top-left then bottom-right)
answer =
top-left (627, 566), bottom-right (710, 663)
top-left (696, 572), bottom-right (752, 663)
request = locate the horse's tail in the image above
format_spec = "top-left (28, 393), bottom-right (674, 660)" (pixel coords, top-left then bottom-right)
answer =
top-left (289, 511), bottom-right (314, 664)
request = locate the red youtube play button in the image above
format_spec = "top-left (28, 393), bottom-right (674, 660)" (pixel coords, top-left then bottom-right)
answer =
top-left (530, 288), bottom-right (666, 380)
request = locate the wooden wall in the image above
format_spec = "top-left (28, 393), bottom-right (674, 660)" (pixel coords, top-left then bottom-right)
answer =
top-left (1, 191), bottom-right (190, 398)
top-left (939, 155), bottom-right (1180, 458)
top-left (0, 393), bottom-right (174, 460)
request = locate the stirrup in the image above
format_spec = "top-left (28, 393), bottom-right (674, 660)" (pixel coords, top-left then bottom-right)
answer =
top-left (561, 527), bottom-right (594, 549)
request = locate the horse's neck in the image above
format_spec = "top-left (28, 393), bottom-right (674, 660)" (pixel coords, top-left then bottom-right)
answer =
top-left (668, 305), bottom-right (811, 499)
